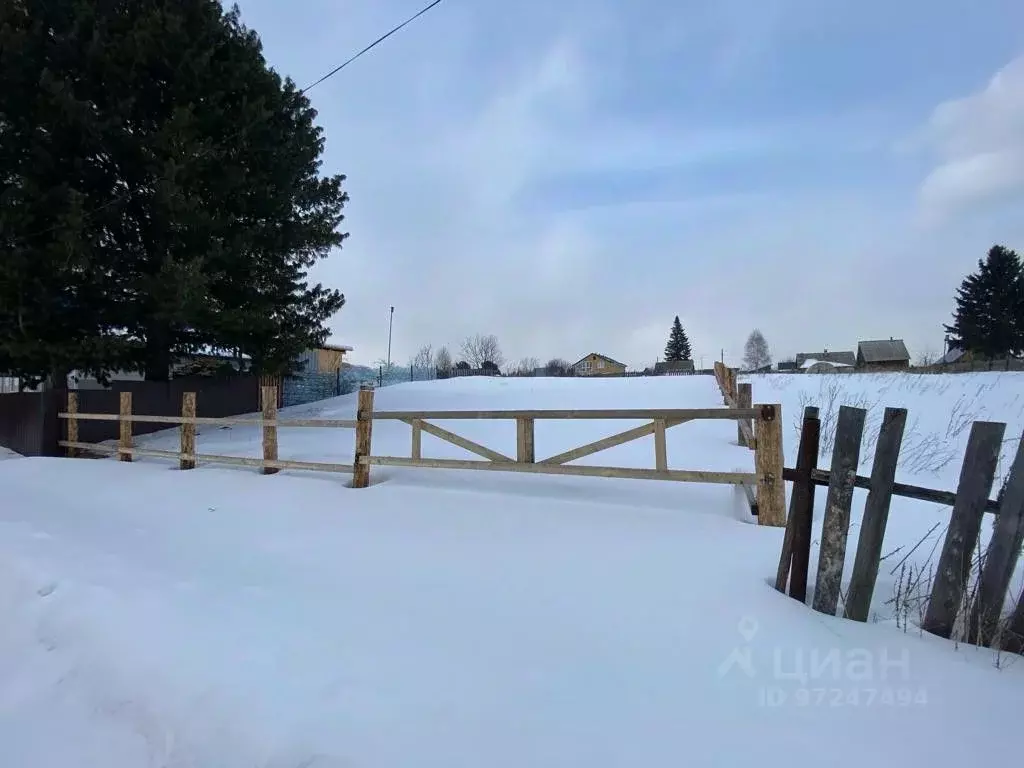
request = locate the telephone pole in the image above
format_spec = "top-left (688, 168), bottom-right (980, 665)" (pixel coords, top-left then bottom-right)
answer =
top-left (387, 306), bottom-right (394, 369)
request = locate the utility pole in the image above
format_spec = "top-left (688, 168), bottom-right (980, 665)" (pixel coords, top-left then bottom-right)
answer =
top-left (387, 306), bottom-right (394, 370)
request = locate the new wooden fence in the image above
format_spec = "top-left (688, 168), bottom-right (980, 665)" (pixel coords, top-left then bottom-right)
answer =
top-left (775, 404), bottom-right (1024, 655)
top-left (58, 384), bottom-right (788, 525)
top-left (60, 386), bottom-right (358, 476)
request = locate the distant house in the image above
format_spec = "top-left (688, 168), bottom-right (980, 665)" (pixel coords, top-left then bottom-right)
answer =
top-left (572, 353), bottom-right (627, 377)
top-left (795, 349), bottom-right (856, 369)
top-left (654, 360), bottom-right (695, 376)
top-left (801, 359), bottom-right (853, 374)
top-left (857, 339), bottom-right (910, 371)
top-left (296, 343), bottom-right (353, 374)
top-left (777, 360), bottom-right (799, 372)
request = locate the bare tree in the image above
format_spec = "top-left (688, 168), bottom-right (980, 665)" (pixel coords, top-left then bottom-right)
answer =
top-left (915, 349), bottom-right (938, 368)
top-left (742, 329), bottom-right (771, 371)
top-left (411, 344), bottom-right (433, 370)
top-left (544, 358), bottom-right (570, 376)
top-left (460, 334), bottom-right (504, 369)
top-left (508, 356), bottom-right (540, 376)
top-left (434, 345), bottom-right (453, 374)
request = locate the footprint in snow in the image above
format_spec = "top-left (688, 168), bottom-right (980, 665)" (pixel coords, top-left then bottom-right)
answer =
top-left (37, 582), bottom-right (58, 597)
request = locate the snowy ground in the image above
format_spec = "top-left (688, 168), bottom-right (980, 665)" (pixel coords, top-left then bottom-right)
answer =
top-left (1, 373), bottom-right (1022, 767)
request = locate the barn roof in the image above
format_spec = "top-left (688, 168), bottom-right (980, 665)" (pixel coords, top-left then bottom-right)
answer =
top-left (858, 339), bottom-right (910, 363)
top-left (795, 350), bottom-right (856, 367)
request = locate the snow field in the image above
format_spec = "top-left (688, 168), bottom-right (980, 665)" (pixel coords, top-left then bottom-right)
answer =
top-left (1, 372), bottom-right (1022, 767)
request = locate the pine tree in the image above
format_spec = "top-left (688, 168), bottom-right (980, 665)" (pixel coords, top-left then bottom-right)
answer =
top-left (664, 316), bottom-right (692, 361)
top-left (944, 245), bottom-right (1024, 359)
top-left (743, 329), bottom-right (771, 371)
top-left (0, 0), bottom-right (348, 383)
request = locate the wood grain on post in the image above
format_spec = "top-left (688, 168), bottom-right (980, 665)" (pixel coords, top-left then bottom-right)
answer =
top-left (812, 405), bottom-right (867, 616)
top-left (180, 392), bottom-right (197, 470)
top-left (737, 383), bottom-right (753, 448)
top-left (352, 386), bottom-right (375, 488)
top-left (516, 417), bottom-right (535, 463)
top-left (261, 386), bottom-right (279, 475)
top-left (727, 368), bottom-right (738, 404)
top-left (66, 391), bottom-right (79, 458)
top-left (411, 419), bottom-right (422, 460)
top-left (922, 420), bottom-right (1005, 639)
top-left (753, 404), bottom-right (785, 527)
top-left (118, 391), bottom-right (133, 462)
top-left (970, 431), bottom-right (1024, 646)
top-left (654, 419), bottom-right (667, 471)
top-left (844, 407), bottom-right (907, 622)
top-left (775, 406), bottom-right (820, 599)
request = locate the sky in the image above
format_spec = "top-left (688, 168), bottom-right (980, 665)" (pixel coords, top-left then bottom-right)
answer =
top-left (236, 0), bottom-right (1024, 370)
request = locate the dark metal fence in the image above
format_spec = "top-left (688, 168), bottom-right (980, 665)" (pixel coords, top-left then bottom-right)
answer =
top-left (0, 376), bottom-right (264, 457)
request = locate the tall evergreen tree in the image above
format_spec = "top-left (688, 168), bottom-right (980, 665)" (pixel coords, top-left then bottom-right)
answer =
top-left (944, 245), bottom-right (1024, 359)
top-left (664, 316), bottom-right (692, 361)
top-left (0, 0), bottom-right (347, 383)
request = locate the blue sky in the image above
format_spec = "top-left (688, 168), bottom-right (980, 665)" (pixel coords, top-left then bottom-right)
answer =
top-left (237, 0), bottom-right (1024, 369)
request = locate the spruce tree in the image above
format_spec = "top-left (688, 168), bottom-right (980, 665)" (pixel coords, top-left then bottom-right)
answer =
top-left (664, 316), bottom-right (693, 361)
top-left (944, 245), bottom-right (1024, 359)
top-left (0, 0), bottom-right (348, 383)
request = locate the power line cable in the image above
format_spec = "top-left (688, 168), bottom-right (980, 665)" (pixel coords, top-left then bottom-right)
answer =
top-left (11, 0), bottom-right (446, 243)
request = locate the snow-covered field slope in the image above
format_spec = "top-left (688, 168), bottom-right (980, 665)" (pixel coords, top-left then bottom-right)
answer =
top-left (1, 373), bottom-right (1022, 767)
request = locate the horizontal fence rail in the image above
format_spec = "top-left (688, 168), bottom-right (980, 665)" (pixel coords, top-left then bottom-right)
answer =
top-left (361, 456), bottom-right (758, 485)
top-left (58, 412), bottom-right (356, 429)
top-left (372, 407), bottom-right (767, 421)
top-left (781, 466), bottom-right (1002, 513)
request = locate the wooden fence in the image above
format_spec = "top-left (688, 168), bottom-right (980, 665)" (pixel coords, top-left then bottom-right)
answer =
top-left (58, 383), bottom-right (788, 526)
top-left (60, 386), bottom-right (358, 476)
top-left (774, 404), bottom-right (1024, 654)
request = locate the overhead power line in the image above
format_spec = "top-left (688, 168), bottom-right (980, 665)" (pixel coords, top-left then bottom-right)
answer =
top-left (301, 0), bottom-right (444, 92)
top-left (12, 0), bottom-right (446, 243)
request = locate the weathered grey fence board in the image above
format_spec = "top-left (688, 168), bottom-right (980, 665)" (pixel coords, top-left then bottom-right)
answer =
top-left (969, 432), bottom-right (1024, 645)
top-left (1004, 593), bottom-right (1024, 654)
top-left (844, 407), bottom-right (907, 622)
top-left (812, 406), bottom-right (867, 616)
top-left (775, 406), bottom-right (819, 598)
top-left (922, 421), bottom-right (1005, 639)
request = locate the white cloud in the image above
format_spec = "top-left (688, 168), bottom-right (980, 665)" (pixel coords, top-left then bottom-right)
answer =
top-left (918, 55), bottom-right (1024, 218)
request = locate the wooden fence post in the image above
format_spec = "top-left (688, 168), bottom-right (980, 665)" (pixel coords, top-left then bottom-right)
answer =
top-left (180, 392), bottom-right (197, 470)
top-left (517, 417), bottom-right (535, 463)
top-left (737, 382), bottom-right (752, 448)
top-left (118, 391), bottom-right (133, 462)
top-left (922, 420), bottom-right (1005, 639)
top-left (812, 405), bottom-right (866, 616)
top-left (753, 404), bottom-right (785, 526)
top-left (352, 385), bottom-right (375, 488)
top-left (775, 406), bottom-right (819, 599)
top-left (970, 431), bottom-right (1024, 645)
top-left (261, 386), bottom-right (279, 475)
top-left (844, 407), bottom-right (907, 622)
top-left (66, 391), bottom-right (79, 458)
top-left (411, 419), bottom-right (422, 460)
top-left (654, 418), bottom-right (667, 471)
